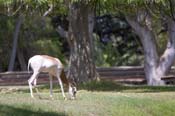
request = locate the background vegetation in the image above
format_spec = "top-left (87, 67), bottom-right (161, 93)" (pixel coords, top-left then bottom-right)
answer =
top-left (0, 15), bottom-right (143, 71)
top-left (0, 0), bottom-right (146, 72)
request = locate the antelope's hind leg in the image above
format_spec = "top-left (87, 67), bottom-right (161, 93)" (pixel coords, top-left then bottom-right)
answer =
top-left (28, 72), bottom-right (39, 98)
top-left (49, 74), bottom-right (53, 98)
top-left (33, 77), bottom-right (42, 99)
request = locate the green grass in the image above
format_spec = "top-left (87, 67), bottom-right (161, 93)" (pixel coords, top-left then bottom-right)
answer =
top-left (1, 81), bottom-right (175, 116)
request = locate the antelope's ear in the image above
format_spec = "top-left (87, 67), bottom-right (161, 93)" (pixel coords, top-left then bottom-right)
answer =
top-left (71, 80), bottom-right (77, 87)
top-left (68, 78), bottom-right (77, 87)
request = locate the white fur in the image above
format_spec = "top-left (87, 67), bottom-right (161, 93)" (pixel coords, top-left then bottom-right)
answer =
top-left (28, 55), bottom-right (66, 99)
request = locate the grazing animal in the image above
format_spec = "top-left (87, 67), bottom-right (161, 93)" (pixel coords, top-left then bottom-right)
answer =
top-left (27, 55), bottom-right (77, 100)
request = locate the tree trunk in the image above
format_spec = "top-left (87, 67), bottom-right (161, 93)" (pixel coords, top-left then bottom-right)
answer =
top-left (17, 48), bottom-right (27, 71)
top-left (66, 3), bottom-right (98, 84)
top-left (8, 15), bottom-right (23, 71)
top-left (157, 18), bottom-right (175, 75)
top-left (126, 16), bottom-right (175, 85)
top-left (0, 64), bottom-right (2, 72)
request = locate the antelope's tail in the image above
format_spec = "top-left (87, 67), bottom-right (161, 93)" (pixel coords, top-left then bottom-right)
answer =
top-left (27, 58), bottom-right (31, 73)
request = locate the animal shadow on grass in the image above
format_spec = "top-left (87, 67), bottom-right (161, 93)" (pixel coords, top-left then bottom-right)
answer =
top-left (0, 104), bottom-right (67, 116)
top-left (79, 80), bottom-right (175, 93)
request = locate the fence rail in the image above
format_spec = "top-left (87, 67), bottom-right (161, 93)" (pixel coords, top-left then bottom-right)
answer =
top-left (0, 66), bottom-right (175, 85)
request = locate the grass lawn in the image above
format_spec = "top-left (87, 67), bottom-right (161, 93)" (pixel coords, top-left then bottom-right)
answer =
top-left (0, 81), bottom-right (175, 116)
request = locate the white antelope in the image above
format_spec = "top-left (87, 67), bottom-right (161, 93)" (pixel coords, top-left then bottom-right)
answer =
top-left (28, 55), bottom-right (77, 100)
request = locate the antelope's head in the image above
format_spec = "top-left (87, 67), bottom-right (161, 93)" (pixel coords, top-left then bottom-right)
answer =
top-left (68, 82), bottom-right (77, 100)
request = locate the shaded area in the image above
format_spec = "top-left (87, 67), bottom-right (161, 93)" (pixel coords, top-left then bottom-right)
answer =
top-left (79, 80), bottom-right (175, 93)
top-left (0, 84), bottom-right (68, 96)
top-left (2, 80), bottom-right (175, 95)
top-left (0, 104), bottom-right (66, 116)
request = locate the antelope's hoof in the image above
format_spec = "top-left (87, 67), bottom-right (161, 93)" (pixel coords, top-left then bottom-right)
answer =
top-left (31, 95), bottom-right (34, 98)
top-left (64, 97), bottom-right (67, 101)
top-left (50, 95), bottom-right (53, 98)
top-left (50, 97), bottom-right (54, 100)
top-left (71, 97), bottom-right (76, 100)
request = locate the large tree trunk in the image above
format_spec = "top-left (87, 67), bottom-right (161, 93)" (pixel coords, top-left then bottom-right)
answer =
top-left (17, 48), bottom-right (27, 71)
top-left (126, 16), bottom-right (175, 85)
top-left (0, 64), bottom-right (2, 72)
top-left (66, 3), bottom-right (98, 84)
top-left (8, 15), bottom-right (23, 71)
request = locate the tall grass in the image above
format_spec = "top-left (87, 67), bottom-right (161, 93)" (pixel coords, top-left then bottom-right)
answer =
top-left (1, 81), bottom-right (175, 116)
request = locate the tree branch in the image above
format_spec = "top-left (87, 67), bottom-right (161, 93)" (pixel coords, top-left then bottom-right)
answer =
top-left (157, 18), bottom-right (175, 75)
top-left (125, 16), bottom-right (143, 37)
top-left (12, 4), bottom-right (23, 16)
top-left (168, 0), bottom-right (175, 21)
top-left (167, 18), bottom-right (175, 48)
top-left (43, 4), bottom-right (53, 17)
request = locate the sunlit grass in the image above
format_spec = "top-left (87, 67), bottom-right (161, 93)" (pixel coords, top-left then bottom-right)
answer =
top-left (1, 81), bottom-right (175, 116)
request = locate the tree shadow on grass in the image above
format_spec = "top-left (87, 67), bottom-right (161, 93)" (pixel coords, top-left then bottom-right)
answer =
top-left (79, 80), bottom-right (175, 93)
top-left (24, 84), bottom-right (68, 92)
top-left (0, 104), bottom-right (67, 116)
top-left (4, 81), bottom-right (175, 94)
top-left (0, 84), bottom-right (63, 94)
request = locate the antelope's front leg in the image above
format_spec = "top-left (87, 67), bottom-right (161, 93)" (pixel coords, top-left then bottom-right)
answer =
top-left (49, 74), bottom-right (53, 98)
top-left (57, 73), bottom-right (66, 100)
top-left (28, 72), bottom-right (39, 98)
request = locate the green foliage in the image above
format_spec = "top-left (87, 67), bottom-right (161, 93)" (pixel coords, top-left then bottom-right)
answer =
top-left (32, 38), bottom-right (65, 63)
top-left (94, 34), bottom-right (143, 67)
top-left (0, 13), bottom-right (67, 71)
top-left (0, 0), bottom-right (65, 16)
top-left (21, 16), bottom-right (66, 63)
top-left (0, 0), bottom-right (171, 71)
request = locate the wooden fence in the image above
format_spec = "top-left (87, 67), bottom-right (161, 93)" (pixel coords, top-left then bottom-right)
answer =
top-left (0, 66), bottom-right (175, 86)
